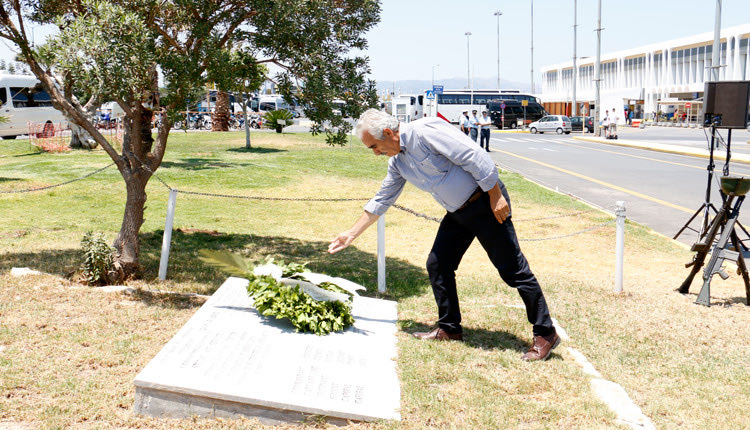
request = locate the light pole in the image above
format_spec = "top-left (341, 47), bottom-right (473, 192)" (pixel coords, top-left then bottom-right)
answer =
top-left (465, 32), bottom-right (472, 89)
top-left (711, 0), bottom-right (722, 81)
top-left (530, 0), bottom-right (534, 93)
top-left (494, 11), bottom-right (502, 89)
top-left (572, 0), bottom-right (578, 118)
top-left (432, 64), bottom-right (440, 87)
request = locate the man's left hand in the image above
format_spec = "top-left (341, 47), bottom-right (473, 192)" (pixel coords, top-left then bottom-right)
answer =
top-left (487, 183), bottom-right (510, 224)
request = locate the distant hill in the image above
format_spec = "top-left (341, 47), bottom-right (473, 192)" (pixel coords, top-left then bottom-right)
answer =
top-left (375, 76), bottom-right (531, 95)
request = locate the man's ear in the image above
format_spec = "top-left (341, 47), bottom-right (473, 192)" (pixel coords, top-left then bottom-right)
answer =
top-left (383, 128), bottom-right (394, 138)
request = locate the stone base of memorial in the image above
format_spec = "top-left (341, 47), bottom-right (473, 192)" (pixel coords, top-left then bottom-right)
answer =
top-left (134, 277), bottom-right (401, 424)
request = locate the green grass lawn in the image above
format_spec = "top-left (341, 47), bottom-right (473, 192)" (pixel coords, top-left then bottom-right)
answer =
top-left (1, 130), bottom-right (749, 429)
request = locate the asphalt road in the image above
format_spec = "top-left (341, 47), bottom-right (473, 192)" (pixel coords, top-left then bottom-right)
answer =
top-left (487, 126), bottom-right (750, 248)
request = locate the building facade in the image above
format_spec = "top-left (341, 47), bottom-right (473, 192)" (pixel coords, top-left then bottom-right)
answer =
top-left (540, 24), bottom-right (750, 124)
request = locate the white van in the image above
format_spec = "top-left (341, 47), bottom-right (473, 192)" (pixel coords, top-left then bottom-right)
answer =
top-left (257, 95), bottom-right (291, 113)
top-left (0, 74), bottom-right (66, 139)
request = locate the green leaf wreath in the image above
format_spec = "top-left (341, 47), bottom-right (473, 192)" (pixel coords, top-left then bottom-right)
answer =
top-left (198, 251), bottom-right (355, 335)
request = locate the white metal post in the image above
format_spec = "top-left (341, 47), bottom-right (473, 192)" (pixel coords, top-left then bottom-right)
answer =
top-left (615, 201), bottom-right (626, 293)
top-left (158, 189), bottom-right (178, 281)
top-left (377, 216), bottom-right (386, 293)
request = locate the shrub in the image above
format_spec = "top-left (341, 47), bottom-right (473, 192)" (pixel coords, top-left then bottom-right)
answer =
top-left (263, 109), bottom-right (294, 133)
top-left (80, 232), bottom-right (114, 286)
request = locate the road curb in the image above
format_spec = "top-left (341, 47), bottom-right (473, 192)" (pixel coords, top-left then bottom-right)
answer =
top-left (571, 136), bottom-right (750, 165)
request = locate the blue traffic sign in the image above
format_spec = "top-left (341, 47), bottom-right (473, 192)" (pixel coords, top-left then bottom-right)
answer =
top-left (432, 85), bottom-right (444, 94)
top-left (425, 90), bottom-right (435, 100)
top-left (500, 102), bottom-right (506, 109)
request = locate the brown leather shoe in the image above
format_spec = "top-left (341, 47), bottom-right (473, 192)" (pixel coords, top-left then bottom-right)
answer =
top-left (412, 327), bottom-right (463, 341)
top-left (521, 332), bottom-right (560, 361)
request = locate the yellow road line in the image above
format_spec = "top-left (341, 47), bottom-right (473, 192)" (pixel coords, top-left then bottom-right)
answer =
top-left (494, 148), bottom-right (694, 214)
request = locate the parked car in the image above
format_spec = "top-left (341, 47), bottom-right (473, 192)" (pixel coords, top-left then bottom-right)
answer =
top-left (528, 115), bottom-right (572, 134)
top-left (570, 116), bottom-right (594, 132)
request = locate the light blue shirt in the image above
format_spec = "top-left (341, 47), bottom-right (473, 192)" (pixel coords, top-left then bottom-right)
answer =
top-left (364, 117), bottom-right (500, 215)
top-left (469, 115), bottom-right (480, 129)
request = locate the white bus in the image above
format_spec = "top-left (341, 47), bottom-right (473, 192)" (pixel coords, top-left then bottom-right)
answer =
top-left (424, 89), bottom-right (540, 123)
top-left (384, 94), bottom-right (424, 123)
top-left (0, 74), bottom-right (66, 139)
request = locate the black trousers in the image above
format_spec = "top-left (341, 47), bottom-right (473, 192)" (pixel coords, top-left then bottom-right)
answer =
top-left (480, 129), bottom-right (490, 150)
top-left (426, 187), bottom-right (555, 337)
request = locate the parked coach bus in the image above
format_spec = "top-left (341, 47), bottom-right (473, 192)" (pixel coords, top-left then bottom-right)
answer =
top-left (423, 89), bottom-right (540, 123)
top-left (0, 74), bottom-right (66, 139)
top-left (487, 99), bottom-right (547, 129)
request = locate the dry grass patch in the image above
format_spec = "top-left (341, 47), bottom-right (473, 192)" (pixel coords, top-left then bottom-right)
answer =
top-left (2, 132), bottom-right (750, 428)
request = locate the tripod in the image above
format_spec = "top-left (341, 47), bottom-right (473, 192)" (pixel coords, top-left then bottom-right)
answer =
top-left (674, 124), bottom-right (722, 240)
top-left (676, 126), bottom-right (750, 306)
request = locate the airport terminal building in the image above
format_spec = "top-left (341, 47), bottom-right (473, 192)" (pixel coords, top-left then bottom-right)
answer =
top-left (540, 23), bottom-right (750, 125)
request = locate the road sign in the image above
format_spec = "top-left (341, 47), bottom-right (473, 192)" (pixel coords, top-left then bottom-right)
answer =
top-left (685, 102), bottom-right (692, 108)
top-left (425, 90), bottom-right (435, 100)
top-left (500, 103), bottom-right (506, 109)
top-left (522, 100), bottom-right (529, 107)
top-left (432, 85), bottom-right (444, 94)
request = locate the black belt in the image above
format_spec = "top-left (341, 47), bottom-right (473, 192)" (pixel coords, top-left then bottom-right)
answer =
top-left (457, 187), bottom-right (484, 211)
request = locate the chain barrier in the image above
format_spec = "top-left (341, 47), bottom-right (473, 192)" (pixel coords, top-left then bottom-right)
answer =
top-left (518, 219), bottom-right (616, 242)
top-left (512, 208), bottom-right (598, 222)
top-left (3, 152), bottom-right (616, 242)
top-left (177, 189), bottom-right (369, 202)
top-left (392, 204), bottom-right (443, 223)
top-left (0, 162), bottom-right (116, 194)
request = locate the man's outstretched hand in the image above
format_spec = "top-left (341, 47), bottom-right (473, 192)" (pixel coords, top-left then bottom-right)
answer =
top-left (328, 231), bottom-right (356, 254)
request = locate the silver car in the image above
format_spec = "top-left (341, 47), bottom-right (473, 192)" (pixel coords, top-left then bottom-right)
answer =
top-left (529, 115), bottom-right (572, 134)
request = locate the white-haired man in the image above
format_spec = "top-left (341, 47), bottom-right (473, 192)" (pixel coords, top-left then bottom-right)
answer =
top-left (328, 109), bottom-right (559, 361)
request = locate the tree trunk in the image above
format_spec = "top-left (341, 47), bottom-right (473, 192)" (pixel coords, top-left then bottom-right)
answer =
top-left (67, 104), bottom-right (99, 149)
top-left (110, 108), bottom-right (156, 280)
top-left (69, 122), bottom-right (99, 149)
top-left (112, 170), bottom-right (149, 280)
top-left (212, 90), bottom-right (230, 131)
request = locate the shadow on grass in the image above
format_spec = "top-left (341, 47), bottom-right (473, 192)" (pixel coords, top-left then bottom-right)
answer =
top-left (126, 288), bottom-right (207, 309)
top-left (0, 248), bottom-right (80, 277)
top-left (0, 177), bottom-right (22, 183)
top-left (0, 229), bottom-right (430, 304)
top-left (399, 318), bottom-right (561, 359)
top-left (226, 147), bottom-right (286, 154)
top-left (159, 158), bottom-right (255, 170)
top-left (12, 151), bottom-right (43, 158)
top-left (138, 229), bottom-right (429, 300)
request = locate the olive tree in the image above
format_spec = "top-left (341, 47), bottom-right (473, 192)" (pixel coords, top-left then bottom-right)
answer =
top-left (0, 0), bottom-right (380, 279)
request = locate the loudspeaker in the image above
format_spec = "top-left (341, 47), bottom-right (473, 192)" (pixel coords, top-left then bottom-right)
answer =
top-left (702, 81), bottom-right (750, 129)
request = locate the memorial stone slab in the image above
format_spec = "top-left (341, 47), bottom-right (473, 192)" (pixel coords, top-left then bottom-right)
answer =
top-left (134, 277), bottom-right (401, 424)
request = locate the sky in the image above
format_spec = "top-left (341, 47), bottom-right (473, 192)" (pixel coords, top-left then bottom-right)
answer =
top-left (363, 0), bottom-right (750, 87)
top-left (1, 1), bottom-right (748, 90)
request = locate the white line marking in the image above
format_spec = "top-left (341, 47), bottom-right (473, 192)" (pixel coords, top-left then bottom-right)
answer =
top-left (499, 304), bottom-right (654, 430)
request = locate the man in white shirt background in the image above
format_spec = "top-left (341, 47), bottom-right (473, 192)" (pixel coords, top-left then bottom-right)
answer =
top-left (478, 110), bottom-right (492, 152)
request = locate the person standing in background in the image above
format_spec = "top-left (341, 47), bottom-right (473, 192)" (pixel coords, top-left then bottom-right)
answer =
top-left (469, 109), bottom-right (480, 142)
top-left (478, 110), bottom-right (492, 152)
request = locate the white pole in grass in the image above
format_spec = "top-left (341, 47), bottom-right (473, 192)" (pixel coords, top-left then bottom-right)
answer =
top-left (159, 189), bottom-right (178, 280)
top-left (615, 201), bottom-right (625, 293)
top-left (377, 216), bottom-right (386, 293)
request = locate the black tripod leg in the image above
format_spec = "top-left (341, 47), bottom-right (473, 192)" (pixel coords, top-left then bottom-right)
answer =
top-left (674, 204), bottom-right (706, 240)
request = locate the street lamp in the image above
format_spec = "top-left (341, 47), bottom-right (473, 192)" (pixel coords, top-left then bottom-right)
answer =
top-left (530, 0), bottom-right (535, 93)
top-left (465, 31), bottom-right (472, 89)
top-left (494, 11), bottom-right (502, 89)
top-left (432, 64), bottom-right (440, 87)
